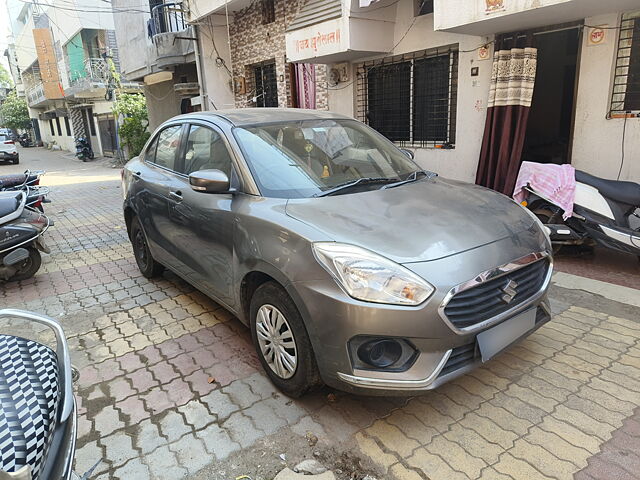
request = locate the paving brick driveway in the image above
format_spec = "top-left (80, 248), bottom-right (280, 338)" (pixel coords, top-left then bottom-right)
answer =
top-left (2, 148), bottom-right (639, 480)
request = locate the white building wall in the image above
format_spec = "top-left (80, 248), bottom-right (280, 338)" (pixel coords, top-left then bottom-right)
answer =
top-left (571, 13), bottom-right (640, 182)
top-left (328, 0), bottom-right (493, 182)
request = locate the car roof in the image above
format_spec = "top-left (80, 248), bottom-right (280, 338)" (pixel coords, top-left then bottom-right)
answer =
top-left (171, 108), bottom-right (354, 127)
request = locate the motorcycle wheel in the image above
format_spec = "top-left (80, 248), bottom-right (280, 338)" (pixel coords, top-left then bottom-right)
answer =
top-left (89, 152), bottom-right (95, 160)
top-left (9, 248), bottom-right (41, 282)
top-left (533, 207), bottom-right (564, 255)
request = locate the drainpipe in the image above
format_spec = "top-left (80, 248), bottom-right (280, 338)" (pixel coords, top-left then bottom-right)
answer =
top-left (192, 24), bottom-right (210, 111)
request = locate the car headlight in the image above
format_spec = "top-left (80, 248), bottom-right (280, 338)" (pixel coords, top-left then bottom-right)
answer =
top-left (312, 242), bottom-right (434, 306)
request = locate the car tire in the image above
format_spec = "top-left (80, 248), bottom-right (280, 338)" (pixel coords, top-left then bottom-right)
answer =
top-left (9, 248), bottom-right (41, 282)
top-left (130, 216), bottom-right (164, 278)
top-left (13, 157), bottom-right (19, 165)
top-left (250, 281), bottom-right (321, 398)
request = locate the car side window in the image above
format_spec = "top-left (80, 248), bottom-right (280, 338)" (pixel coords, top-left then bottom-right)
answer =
top-left (144, 134), bottom-right (159, 162)
top-left (180, 125), bottom-right (233, 177)
top-left (150, 125), bottom-right (182, 171)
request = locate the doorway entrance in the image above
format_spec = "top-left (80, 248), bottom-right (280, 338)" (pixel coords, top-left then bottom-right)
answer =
top-left (522, 26), bottom-right (581, 165)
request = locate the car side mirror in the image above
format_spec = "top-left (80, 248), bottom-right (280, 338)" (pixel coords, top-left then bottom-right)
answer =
top-left (399, 148), bottom-right (415, 160)
top-left (189, 169), bottom-right (231, 193)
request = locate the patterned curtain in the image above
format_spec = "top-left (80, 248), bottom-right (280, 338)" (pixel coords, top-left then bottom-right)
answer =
top-left (476, 44), bottom-right (538, 195)
top-left (295, 63), bottom-right (316, 109)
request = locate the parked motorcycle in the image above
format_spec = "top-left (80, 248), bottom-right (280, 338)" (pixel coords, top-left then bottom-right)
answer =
top-left (18, 133), bottom-right (35, 147)
top-left (523, 170), bottom-right (640, 257)
top-left (0, 170), bottom-right (49, 212)
top-left (75, 137), bottom-right (94, 162)
top-left (0, 190), bottom-right (52, 282)
top-left (0, 308), bottom-right (77, 479)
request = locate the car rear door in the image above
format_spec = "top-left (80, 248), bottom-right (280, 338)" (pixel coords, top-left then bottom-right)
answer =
top-left (166, 121), bottom-right (237, 308)
top-left (134, 123), bottom-right (188, 273)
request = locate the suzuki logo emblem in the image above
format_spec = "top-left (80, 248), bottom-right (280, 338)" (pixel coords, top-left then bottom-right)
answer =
top-left (501, 279), bottom-right (518, 304)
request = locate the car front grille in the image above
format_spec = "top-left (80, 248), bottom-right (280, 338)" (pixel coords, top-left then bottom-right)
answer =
top-left (437, 306), bottom-right (551, 379)
top-left (443, 258), bottom-right (550, 329)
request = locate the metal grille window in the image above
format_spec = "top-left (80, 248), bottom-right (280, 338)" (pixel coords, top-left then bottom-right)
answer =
top-left (262, 0), bottom-right (276, 24)
top-left (417, 0), bottom-right (434, 16)
top-left (254, 62), bottom-right (278, 107)
top-left (357, 47), bottom-right (458, 148)
top-left (610, 11), bottom-right (640, 114)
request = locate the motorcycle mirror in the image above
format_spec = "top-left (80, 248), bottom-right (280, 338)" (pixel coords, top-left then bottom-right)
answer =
top-left (189, 169), bottom-right (231, 194)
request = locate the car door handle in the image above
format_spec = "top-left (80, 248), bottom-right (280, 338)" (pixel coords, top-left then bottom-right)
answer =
top-left (169, 190), bottom-right (183, 201)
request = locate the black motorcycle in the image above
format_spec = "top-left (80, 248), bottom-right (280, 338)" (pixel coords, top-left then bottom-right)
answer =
top-left (75, 137), bottom-right (94, 162)
top-left (18, 133), bottom-right (34, 147)
top-left (0, 308), bottom-right (78, 479)
top-left (0, 190), bottom-right (52, 282)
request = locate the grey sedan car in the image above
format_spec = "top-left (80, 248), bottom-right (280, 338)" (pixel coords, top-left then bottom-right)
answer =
top-left (122, 109), bottom-right (553, 397)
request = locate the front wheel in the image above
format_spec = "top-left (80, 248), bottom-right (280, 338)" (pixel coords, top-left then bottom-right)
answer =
top-left (250, 282), bottom-right (321, 398)
top-left (9, 248), bottom-right (41, 282)
top-left (13, 157), bottom-right (19, 165)
top-left (130, 216), bottom-right (164, 278)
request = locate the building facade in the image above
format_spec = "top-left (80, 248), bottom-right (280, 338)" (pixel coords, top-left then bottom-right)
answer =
top-left (282, 0), bottom-right (640, 184)
top-left (8, 0), bottom-right (133, 156)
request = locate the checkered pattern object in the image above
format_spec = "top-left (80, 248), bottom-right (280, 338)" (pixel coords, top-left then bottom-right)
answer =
top-left (0, 335), bottom-right (59, 478)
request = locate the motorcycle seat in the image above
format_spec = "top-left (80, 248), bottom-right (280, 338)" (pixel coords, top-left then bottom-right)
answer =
top-left (0, 174), bottom-right (27, 189)
top-left (0, 191), bottom-right (24, 219)
top-left (575, 170), bottom-right (640, 207)
top-left (0, 334), bottom-right (59, 478)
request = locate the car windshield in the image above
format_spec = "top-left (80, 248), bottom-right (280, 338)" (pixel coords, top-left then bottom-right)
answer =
top-left (233, 119), bottom-right (421, 198)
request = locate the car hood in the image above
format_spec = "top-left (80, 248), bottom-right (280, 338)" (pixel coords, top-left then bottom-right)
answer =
top-left (285, 177), bottom-right (535, 263)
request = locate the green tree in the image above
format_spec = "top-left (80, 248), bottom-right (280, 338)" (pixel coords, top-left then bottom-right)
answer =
top-left (0, 64), bottom-right (14, 89)
top-left (112, 92), bottom-right (150, 159)
top-left (0, 91), bottom-right (30, 130)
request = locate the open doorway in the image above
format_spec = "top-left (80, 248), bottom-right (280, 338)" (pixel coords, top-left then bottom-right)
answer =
top-left (522, 26), bottom-right (581, 165)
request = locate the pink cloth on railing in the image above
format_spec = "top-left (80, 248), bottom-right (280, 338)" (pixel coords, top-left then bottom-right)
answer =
top-left (513, 161), bottom-right (576, 219)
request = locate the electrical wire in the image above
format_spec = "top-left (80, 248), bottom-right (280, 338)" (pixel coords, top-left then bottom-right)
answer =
top-left (617, 113), bottom-right (628, 181)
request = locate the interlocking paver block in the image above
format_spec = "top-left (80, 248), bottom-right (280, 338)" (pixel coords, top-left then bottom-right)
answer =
top-left (93, 405), bottom-right (124, 437)
top-left (100, 431), bottom-right (139, 468)
top-left (222, 411), bottom-right (264, 448)
top-left (159, 410), bottom-right (192, 442)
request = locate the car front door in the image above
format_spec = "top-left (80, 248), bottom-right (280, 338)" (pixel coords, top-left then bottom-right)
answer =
top-left (135, 123), bottom-right (188, 273)
top-left (169, 122), bottom-right (237, 308)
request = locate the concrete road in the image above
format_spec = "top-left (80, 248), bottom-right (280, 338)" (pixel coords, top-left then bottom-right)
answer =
top-left (2, 146), bottom-right (639, 480)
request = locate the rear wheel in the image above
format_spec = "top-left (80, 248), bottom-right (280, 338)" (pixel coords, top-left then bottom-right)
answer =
top-left (130, 216), bottom-right (164, 278)
top-left (250, 282), bottom-right (321, 398)
top-left (9, 248), bottom-right (41, 282)
top-left (13, 156), bottom-right (19, 165)
top-left (533, 207), bottom-right (564, 255)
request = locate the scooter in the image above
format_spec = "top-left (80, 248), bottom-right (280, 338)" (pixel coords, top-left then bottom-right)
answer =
top-left (75, 137), bottom-right (94, 162)
top-left (0, 308), bottom-right (77, 479)
top-left (1, 170), bottom-right (49, 212)
top-left (0, 190), bottom-right (52, 282)
top-left (18, 133), bottom-right (34, 148)
top-left (523, 170), bottom-right (640, 257)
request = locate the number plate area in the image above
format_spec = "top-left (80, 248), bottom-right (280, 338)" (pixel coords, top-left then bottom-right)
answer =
top-left (477, 308), bottom-right (536, 362)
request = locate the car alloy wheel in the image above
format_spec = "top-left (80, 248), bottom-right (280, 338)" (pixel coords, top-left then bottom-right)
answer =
top-left (255, 304), bottom-right (298, 379)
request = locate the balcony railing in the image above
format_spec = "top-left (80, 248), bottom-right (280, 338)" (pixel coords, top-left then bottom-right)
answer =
top-left (70, 58), bottom-right (110, 86)
top-left (26, 82), bottom-right (46, 106)
top-left (149, 2), bottom-right (186, 38)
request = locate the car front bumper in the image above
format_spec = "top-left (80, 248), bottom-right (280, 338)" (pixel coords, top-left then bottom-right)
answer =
top-left (290, 233), bottom-right (553, 395)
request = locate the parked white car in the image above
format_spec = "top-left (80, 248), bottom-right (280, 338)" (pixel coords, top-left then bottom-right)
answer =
top-left (0, 134), bottom-right (19, 165)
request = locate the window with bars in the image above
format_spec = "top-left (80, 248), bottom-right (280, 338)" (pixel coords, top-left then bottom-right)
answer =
top-left (417, 0), bottom-right (434, 16)
top-left (356, 48), bottom-right (458, 148)
top-left (610, 11), bottom-right (640, 114)
top-left (262, 0), bottom-right (276, 24)
top-left (254, 61), bottom-right (278, 107)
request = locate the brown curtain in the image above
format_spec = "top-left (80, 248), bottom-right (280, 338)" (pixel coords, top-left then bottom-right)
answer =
top-left (476, 39), bottom-right (537, 195)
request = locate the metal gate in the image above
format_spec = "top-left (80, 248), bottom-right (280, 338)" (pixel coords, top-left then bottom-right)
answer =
top-left (97, 114), bottom-right (117, 156)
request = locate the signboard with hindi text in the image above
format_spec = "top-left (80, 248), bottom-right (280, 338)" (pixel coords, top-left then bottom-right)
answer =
top-left (33, 28), bottom-right (64, 99)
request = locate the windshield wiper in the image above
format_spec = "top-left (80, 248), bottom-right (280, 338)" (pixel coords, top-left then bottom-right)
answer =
top-left (314, 177), bottom-right (394, 197)
top-left (381, 170), bottom-right (436, 190)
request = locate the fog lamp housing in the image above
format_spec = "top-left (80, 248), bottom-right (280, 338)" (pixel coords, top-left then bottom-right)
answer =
top-left (349, 336), bottom-right (418, 372)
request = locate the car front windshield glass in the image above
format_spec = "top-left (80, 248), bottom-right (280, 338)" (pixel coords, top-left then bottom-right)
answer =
top-left (233, 119), bottom-right (420, 198)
